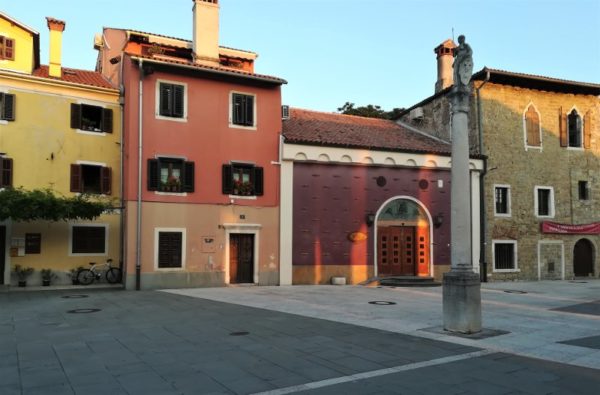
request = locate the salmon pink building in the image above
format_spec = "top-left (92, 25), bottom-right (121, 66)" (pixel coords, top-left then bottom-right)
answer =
top-left (95, 0), bottom-right (285, 289)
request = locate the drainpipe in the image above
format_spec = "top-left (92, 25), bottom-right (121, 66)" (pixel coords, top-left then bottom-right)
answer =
top-left (476, 69), bottom-right (490, 282)
top-left (135, 59), bottom-right (144, 290)
top-left (118, 56), bottom-right (125, 279)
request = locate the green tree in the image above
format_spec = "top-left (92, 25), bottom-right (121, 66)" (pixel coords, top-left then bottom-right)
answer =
top-left (337, 102), bottom-right (404, 120)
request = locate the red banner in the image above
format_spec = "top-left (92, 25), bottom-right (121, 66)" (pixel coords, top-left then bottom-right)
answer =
top-left (541, 221), bottom-right (600, 235)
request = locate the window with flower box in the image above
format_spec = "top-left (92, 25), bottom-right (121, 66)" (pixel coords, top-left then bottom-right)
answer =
top-left (147, 158), bottom-right (194, 193)
top-left (222, 163), bottom-right (263, 196)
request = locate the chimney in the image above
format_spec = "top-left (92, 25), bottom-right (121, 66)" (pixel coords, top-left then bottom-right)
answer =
top-left (434, 39), bottom-right (456, 93)
top-left (192, 0), bottom-right (220, 67)
top-left (46, 17), bottom-right (66, 78)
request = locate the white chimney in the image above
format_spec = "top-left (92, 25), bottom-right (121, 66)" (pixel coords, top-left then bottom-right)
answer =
top-left (192, 0), bottom-right (220, 67)
top-left (434, 39), bottom-right (456, 93)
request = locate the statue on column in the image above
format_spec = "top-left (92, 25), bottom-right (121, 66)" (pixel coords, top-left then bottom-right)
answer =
top-left (453, 35), bottom-right (473, 93)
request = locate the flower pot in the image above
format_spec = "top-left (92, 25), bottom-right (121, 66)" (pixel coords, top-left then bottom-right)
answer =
top-left (42, 280), bottom-right (51, 286)
top-left (18, 280), bottom-right (26, 287)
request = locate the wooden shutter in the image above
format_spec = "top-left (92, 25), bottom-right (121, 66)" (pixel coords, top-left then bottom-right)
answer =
top-left (253, 166), bottom-right (264, 196)
top-left (158, 232), bottom-right (182, 268)
top-left (583, 111), bottom-right (592, 149)
top-left (1, 158), bottom-right (12, 187)
top-left (70, 164), bottom-right (82, 192)
top-left (102, 108), bottom-right (113, 133)
top-left (559, 107), bottom-right (568, 147)
top-left (2, 94), bottom-right (15, 121)
top-left (222, 164), bottom-right (233, 194)
top-left (245, 95), bottom-right (254, 126)
top-left (0, 36), bottom-right (4, 59)
top-left (525, 106), bottom-right (540, 146)
top-left (159, 83), bottom-right (171, 116)
top-left (183, 161), bottom-right (195, 193)
top-left (101, 167), bottom-right (112, 195)
top-left (5, 38), bottom-right (14, 60)
top-left (70, 104), bottom-right (82, 129)
top-left (173, 85), bottom-right (184, 118)
top-left (147, 159), bottom-right (159, 190)
top-left (232, 94), bottom-right (243, 124)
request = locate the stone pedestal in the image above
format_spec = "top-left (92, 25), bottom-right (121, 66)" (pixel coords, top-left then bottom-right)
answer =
top-left (443, 270), bottom-right (481, 333)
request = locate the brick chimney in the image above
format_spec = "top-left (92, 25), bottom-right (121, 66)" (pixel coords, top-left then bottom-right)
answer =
top-left (46, 17), bottom-right (66, 78)
top-left (192, 0), bottom-right (220, 67)
top-left (434, 39), bottom-right (456, 93)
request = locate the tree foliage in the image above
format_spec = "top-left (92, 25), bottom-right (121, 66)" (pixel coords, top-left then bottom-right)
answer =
top-left (0, 188), bottom-right (115, 222)
top-left (337, 102), bottom-right (404, 120)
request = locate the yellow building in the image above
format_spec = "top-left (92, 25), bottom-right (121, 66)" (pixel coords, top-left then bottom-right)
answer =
top-left (0, 13), bottom-right (121, 287)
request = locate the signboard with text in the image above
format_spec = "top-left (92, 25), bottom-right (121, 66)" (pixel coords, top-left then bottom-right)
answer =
top-left (541, 221), bottom-right (600, 235)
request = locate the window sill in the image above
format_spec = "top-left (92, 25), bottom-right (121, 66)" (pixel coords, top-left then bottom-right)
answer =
top-left (155, 114), bottom-right (187, 123)
top-left (76, 129), bottom-right (107, 137)
top-left (228, 123), bottom-right (257, 131)
top-left (0, 120), bottom-right (8, 125)
top-left (566, 146), bottom-right (584, 151)
top-left (155, 191), bottom-right (188, 196)
top-left (156, 267), bottom-right (185, 271)
top-left (494, 213), bottom-right (512, 218)
top-left (229, 195), bottom-right (257, 200)
top-left (536, 215), bottom-right (555, 219)
top-left (525, 145), bottom-right (542, 151)
top-left (69, 252), bottom-right (108, 257)
top-left (492, 268), bottom-right (520, 273)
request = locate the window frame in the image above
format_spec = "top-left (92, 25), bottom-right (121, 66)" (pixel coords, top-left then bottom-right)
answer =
top-left (69, 223), bottom-right (108, 256)
top-left (534, 186), bottom-right (555, 218)
top-left (493, 184), bottom-right (511, 217)
top-left (70, 161), bottom-right (112, 195)
top-left (0, 92), bottom-right (16, 122)
top-left (0, 157), bottom-right (13, 188)
top-left (222, 162), bottom-right (264, 198)
top-left (147, 157), bottom-right (194, 194)
top-left (578, 181), bottom-right (590, 201)
top-left (523, 103), bottom-right (542, 150)
top-left (155, 79), bottom-right (188, 122)
top-left (154, 227), bottom-right (186, 270)
top-left (567, 108), bottom-right (583, 150)
top-left (492, 240), bottom-right (519, 273)
top-left (229, 91), bottom-right (257, 130)
top-left (0, 36), bottom-right (15, 60)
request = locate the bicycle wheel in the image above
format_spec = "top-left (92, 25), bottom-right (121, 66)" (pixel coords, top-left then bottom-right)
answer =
top-left (106, 268), bottom-right (122, 284)
top-left (77, 269), bottom-right (95, 285)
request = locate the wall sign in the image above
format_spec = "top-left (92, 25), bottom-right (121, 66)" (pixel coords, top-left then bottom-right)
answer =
top-left (348, 232), bottom-right (367, 242)
top-left (541, 221), bottom-right (600, 235)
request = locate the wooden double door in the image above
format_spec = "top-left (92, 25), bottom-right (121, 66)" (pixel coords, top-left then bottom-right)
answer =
top-left (230, 234), bottom-right (254, 284)
top-left (378, 226), bottom-right (429, 276)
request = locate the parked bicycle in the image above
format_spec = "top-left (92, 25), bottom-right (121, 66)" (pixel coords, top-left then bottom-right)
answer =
top-left (77, 258), bottom-right (122, 285)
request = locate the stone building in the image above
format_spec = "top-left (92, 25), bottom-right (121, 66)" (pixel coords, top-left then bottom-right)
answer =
top-left (399, 40), bottom-right (600, 281)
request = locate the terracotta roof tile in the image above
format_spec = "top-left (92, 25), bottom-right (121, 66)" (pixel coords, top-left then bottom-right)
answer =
top-left (32, 66), bottom-right (117, 90)
top-left (283, 108), bottom-right (451, 155)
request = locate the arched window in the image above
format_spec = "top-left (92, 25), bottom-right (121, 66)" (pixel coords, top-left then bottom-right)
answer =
top-left (524, 105), bottom-right (541, 147)
top-left (568, 109), bottom-right (582, 148)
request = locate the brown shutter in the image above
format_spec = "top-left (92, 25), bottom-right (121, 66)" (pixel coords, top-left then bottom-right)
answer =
top-left (70, 104), bottom-right (82, 129)
top-left (102, 108), bottom-right (113, 133)
top-left (70, 164), bottom-right (82, 192)
top-left (583, 110), bottom-right (592, 149)
top-left (183, 161), bottom-right (195, 193)
top-left (222, 164), bottom-right (233, 194)
top-left (253, 166), bottom-right (264, 196)
top-left (1, 158), bottom-right (13, 187)
top-left (5, 38), bottom-right (14, 60)
top-left (101, 167), bottom-right (112, 195)
top-left (147, 159), bottom-right (159, 191)
top-left (3, 94), bottom-right (15, 121)
top-left (559, 107), bottom-right (568, 147)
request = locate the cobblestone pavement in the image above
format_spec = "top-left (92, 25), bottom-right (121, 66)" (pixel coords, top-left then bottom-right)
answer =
top-left (1, 280), bottom-right (599, 394)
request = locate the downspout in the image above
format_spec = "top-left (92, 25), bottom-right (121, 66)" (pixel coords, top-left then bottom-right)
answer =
top-left (476, 70), bottom-right (490, 282)
top-left (118, 53), bottom-right (125, 279)
top-left (135, 59), bottom-right (144, 290)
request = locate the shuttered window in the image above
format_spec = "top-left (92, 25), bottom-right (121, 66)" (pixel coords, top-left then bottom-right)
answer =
top-left (0, 36), bottom-right (15, 60)
top-left (72, 226), bottom-right (106, 254)
top-left (0, 157), bottom-right (13, 188)
top-left (494, 242), bottom-right (516, 271)
top-left (231, 93), bottom-right (255, 126)
top-left (0, 93), bottom-right (15, 121)
top-left (158, 83), bottom-right (185, 118)
top-left (70, 164), bottom-right (111, 195)
top-left (158, 231), bottom-right (183, 268)
top-left (524, 105), bottom-right (541, 147)
top-left (70, 104), bottom-right (113, 133)
top-left (147, 158), bottom-right (194, 193)
top-left (222, 163), bottom-right (263, 196)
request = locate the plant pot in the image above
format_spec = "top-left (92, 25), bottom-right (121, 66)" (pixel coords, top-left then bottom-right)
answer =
top-left (18, 280), bottom-right (26, 287)
top-left (42, 280), bottom-right (51, 286)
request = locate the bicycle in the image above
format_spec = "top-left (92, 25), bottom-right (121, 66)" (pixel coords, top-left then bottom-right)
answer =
top-left (77, 258), bottom-right (122, 285)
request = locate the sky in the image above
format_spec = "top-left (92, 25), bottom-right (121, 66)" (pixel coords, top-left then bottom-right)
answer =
top-left (2, 0), bottom-right (599, 112)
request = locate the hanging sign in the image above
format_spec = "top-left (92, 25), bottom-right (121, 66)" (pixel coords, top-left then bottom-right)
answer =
top-left (541, 221), bottom-right (600, 235)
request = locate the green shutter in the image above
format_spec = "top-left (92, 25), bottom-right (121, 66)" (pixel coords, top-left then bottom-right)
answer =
top-left (159, 83), bottom-right (171, 116)
top-left (2, 94), bottom-right (15, 121)
top-left (183, 161), bottom-right (195, 193)
top-left (147, 159), bottom-right (159, 190)
top-left (222, 164), bottom-right (233, 194)
top-left (245, 95), bottom-right (254, 126)
top-left (253, 166), bottom-right (264, 196)
top-left (173, 85), bottom-right (184, 118)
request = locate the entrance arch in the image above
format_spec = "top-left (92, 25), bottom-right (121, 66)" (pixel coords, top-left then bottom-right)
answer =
top-left (374, 197), bottom-right (432, 277)
top-left (573, 238), bottom-right (595, 277)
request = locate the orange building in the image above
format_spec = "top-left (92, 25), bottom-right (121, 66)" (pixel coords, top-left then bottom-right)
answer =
top-left (95, 0), bottom-right (286, 289)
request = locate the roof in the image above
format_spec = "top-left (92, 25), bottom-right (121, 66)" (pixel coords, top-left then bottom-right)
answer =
top-left (0, 12), bottom-right (39, 35)
top-left (282, 108), bottom-right (452, 156)
top-left (32, 66), bottom-right (117, 90)
top-left (0, 12), bottom-right (40, 69)
top-left (130, 54), bottom-right (286, 85)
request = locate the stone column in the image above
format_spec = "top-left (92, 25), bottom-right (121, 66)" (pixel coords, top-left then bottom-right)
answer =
top-left (442, 35), bottom-right (482, 334)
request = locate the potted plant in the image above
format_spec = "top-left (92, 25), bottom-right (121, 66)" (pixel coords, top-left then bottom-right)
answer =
top-left (14, 265), bottom-right (34, 287)
top-left (40, 268), bottom-right (57, 286)
top-left (68, 266), bottom-right (84, 285)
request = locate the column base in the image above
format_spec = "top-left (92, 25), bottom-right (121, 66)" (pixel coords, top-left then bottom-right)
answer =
top-left (442, 270), bottom-right (482, 334)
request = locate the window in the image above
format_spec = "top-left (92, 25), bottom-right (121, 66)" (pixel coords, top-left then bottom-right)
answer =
top-left (222, 163), bottom-right (263, 196)
top-left (0, 93), bottom-right (15, 121)
top-left (0, 36), bottom-right (15, 60)
top-left (25, 233), bottom-right (41, 254)
top-left (157, 230), bottom-right (183, 269)
top-left (231, 93), bottom-right (255, 127)
top-left (70, 164), bottom-right (112, 194)
top-left (0, 157), bottom-right (13, 188)
top-left (578, 181), bottom-right (590, 201)
top-left (494, 185), bottom-right (511, 216)
top-left (524, 104), bottom-right (541, 147)
top-left (535, 186), bottom-right (554, 218)
top-left (158, 82), bottom-right (185, 119)
top-left (567, 109), bottom-right (582, 148)
top-left (147, 158), bottom-right (194, 193)
top-left (493, 240), bottom-right (517, 271)
top-left (71, 225), bottom-right (107, 254)
top-left (70, 104), bottom-right (113, 133)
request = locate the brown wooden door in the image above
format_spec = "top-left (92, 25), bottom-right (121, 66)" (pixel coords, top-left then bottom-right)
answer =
top-left (230, 234), bottom-right (254, 283)
top-left (574, 239), bottom-right (594, 277)
top-left (378, 226), bottom-right (415, 276)
top-left (0, 226), bottom-right (5, 285)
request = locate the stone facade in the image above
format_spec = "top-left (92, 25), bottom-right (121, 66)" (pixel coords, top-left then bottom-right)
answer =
top-left (400, 72), bottom-right (600, 281)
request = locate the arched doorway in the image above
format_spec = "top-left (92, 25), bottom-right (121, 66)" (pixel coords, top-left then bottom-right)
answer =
top-left (376, 198), bottom-right (431, 277)
top-left (573, 239), bottom-right (594, 277)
